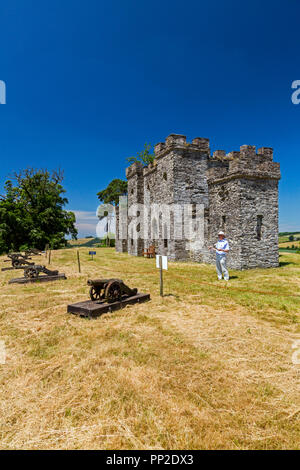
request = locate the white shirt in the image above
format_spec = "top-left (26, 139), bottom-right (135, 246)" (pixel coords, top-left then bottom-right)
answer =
top-left (214, 238), bottom-right (230, 255)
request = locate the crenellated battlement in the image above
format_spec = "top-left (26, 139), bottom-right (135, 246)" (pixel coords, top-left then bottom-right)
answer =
top-left (143, 160), bottom-right (157, 176)
top-left (126, 136), bottom-right (280, 184)
top-left (125, 161), bottom-right (144, 179)
top-left (153, 134), bottom-right (210, 158)
top-left (126, 136), bottom-right (280, 182)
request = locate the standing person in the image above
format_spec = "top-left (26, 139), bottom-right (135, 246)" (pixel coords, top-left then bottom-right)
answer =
top-left (209, 231), bottom-right (230, 281)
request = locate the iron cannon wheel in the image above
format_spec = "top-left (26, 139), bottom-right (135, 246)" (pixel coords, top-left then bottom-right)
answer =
top-left (105, 280), bottom-right (122, 303)
top-left (25, 267), bottom-right (39, 278)
top-left (89, 286), bottom-right (101, 301)
top-left (12, 260), bottom-right (21, 267)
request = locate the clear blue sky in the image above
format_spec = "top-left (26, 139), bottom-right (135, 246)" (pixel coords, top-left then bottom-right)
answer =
top-left (0, 0), bottom-right (299, 237)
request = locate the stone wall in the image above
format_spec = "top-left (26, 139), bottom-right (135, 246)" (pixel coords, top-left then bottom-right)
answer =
top-left (116, 135), bottom-right (281, 270)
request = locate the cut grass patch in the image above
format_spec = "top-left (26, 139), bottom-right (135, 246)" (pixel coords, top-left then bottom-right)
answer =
top-left (0, 248), bottom-right (299, 449)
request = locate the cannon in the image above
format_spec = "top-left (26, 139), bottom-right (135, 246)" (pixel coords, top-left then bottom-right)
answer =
top-left (24, 248), bottom-right (42, 256)
top-left (68, 279), bottom-right (149, 317)
top-left (4, 253), bottom-right (34, 268)
top-left (24, 265), bottom-right (59, 279)
top-left (87, 278), bottom-right (138, 303)
top-left (9, 264), bottom-right (66, 284)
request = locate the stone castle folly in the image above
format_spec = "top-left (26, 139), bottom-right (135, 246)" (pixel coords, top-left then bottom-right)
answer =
top-left (115, 134), bottom-right (281, 269)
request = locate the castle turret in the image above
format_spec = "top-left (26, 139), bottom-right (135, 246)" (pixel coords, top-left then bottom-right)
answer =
top-left (207, 145), bottom-right (281, 269)
top-left (126, 161), bottom-right (145, 256)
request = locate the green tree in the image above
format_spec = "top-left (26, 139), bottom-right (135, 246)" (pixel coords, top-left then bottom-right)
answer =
top-left (0, 168), bottom-right (77, 254)
top-left (127, 143), bottom-right (155, 166)
top-left (97, 178), bottom-right (128, 207)
top-left (289, 235), bottom-right (294, 241)
top-left (97, 179), bottom-right (127, 206)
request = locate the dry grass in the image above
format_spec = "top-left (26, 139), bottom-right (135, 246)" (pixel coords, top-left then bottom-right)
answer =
top-left (0, 248), bottom-right (299, 449)
top-left (279, 241), bottom-right (300, 249)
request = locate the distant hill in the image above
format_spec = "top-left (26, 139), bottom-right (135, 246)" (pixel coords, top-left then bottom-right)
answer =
top-left (278, 231), bottom-right (300, 252)
top-left (279, 232), bottom-right (300, 244)
top-left (67, 237), bottom-right (102, 248)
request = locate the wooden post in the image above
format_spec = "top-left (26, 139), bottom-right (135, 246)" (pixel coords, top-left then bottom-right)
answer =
top-left (159, 255), bottom-right (163, 297)
top-left (48, 250), bottom-right (51, 265)
top-left (45, 244), bottom-right (49, 258)
top-left (77, 250), bottom-right (81, 273)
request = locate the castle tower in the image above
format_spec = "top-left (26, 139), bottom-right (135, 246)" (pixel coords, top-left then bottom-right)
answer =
top-left (140, 134), bottom-right (211, 260)
top-left (207, 145), bottom-right (281, 269)
top-left (126, 161), bottom-right (144, 256)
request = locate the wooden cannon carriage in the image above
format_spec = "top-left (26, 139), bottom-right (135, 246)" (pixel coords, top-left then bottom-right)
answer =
top-left (87, 278), bottom-right (138, 303)
top-left (24, 265), bottom-right (59, 279)
top-left (9, 265), bottom-right (66, 284)
top-left (68, 279), bottom-right (149, 318)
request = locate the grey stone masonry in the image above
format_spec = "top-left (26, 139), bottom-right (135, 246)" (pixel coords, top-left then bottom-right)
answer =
top-left (116, 134), bottom-right (281, 270)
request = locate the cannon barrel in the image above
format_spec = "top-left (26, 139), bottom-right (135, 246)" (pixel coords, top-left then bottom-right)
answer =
top-left (87, 278), bottom-right (121, 287)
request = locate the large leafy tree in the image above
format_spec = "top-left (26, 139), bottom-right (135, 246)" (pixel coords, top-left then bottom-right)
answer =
top-left (97, 178), bottom-right (128, 206)
top-left (0, 168), bottom-right (77, 254)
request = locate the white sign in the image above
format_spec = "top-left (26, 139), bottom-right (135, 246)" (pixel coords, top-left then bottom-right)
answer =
top-left (156, 255), bottom-right (168, 270)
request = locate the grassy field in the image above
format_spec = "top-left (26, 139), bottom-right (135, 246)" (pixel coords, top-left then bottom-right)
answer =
top-left (279, 233), bottom-right (300, 243)
top-left (0, 247), bottom-right (299, 449)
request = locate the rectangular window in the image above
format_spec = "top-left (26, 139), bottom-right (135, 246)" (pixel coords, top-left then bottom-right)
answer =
top-left (256, 215), bottom-right (263, 241)
top-left (164, 239), bottom-right (168, 248)
top-left (222, 215), bottom-right (226, 230)
top-left (192, 204), bottom-right (197, 219)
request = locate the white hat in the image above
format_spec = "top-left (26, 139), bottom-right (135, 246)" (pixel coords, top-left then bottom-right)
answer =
top-left (218, 231), bottom-right (225, 236)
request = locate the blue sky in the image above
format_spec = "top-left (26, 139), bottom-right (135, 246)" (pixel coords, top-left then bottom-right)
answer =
top-left (0, 0), bottom-right (299, 237)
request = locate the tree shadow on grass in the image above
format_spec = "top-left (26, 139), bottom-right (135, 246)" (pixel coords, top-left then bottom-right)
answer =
top-left (279, 260), bottom-right (295, 267)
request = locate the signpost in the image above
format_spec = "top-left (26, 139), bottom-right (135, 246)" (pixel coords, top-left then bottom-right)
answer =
top-left (89, 251), bottom-right (96, 260)
top-left (156, 255), bottom-right (168, 297)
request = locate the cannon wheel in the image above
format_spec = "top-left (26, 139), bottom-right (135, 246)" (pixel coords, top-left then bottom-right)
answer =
top-left (89, 286), bottom-right (102, 301)
top-left (25, 267), bottom-right (38, 278)
top-left (105, 280), bottom-right (122, 303)
top-left (12, 260), bottom-right (21, 268)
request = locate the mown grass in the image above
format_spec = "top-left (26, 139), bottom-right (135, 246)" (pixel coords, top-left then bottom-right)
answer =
top-left (0, 248), bottom-right (299, 449)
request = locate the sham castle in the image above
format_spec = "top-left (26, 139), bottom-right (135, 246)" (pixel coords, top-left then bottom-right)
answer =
top-left (115, 134), bottom-right (281, 269)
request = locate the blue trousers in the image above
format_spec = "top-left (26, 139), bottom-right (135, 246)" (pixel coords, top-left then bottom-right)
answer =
top-left (216, 254), bottom-right (229, 280)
